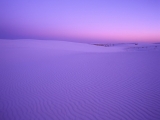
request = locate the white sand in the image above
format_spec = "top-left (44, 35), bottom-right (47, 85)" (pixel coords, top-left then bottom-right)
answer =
top-left (0, 39), bottom-right (160, 120)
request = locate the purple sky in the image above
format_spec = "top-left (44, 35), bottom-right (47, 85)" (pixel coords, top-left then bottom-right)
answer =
top-left (0, 0), bottom-right (160, 42)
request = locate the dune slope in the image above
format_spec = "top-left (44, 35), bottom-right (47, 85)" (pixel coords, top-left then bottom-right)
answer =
top-left (0, 40), bottom-right (160, 120)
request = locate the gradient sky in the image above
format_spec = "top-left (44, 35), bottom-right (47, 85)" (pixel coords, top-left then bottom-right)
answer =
top-left (0, 0), bottom-right (160, 42)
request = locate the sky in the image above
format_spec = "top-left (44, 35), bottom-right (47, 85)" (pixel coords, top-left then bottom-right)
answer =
top-left (0, 0), bottom-right (160, 43)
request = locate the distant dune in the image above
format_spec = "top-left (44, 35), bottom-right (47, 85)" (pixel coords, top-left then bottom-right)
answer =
top-left (0, 39), bottom-right (160, 120)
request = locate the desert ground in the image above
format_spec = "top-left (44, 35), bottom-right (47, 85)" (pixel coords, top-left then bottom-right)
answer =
top-left (0, 39), bottom-right (160, 120)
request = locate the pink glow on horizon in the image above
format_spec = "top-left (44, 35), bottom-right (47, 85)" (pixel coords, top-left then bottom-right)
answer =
top-left (38, 28), bottom-right (160, 42)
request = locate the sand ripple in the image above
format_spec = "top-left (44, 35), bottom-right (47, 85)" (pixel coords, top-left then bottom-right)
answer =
top-left (1, 42), bottom-right (160, 120)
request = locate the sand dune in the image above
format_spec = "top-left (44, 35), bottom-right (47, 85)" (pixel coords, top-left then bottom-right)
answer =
top-left (0, 39), bottom-right (160, 120)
